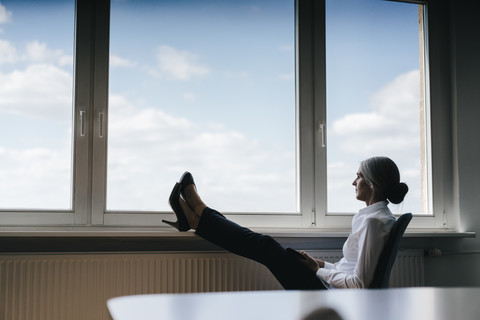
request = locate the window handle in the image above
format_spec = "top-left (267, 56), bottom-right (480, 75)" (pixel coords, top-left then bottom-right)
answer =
top-left (98, 112), bottom-right (104, 138)
top-left (79, 110), bottom-right (86, 137)
top-left (317, 122), bottom-right (326, 148)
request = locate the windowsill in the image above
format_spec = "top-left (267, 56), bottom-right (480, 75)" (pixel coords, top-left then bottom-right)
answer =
top-left (0, 227), bottom-right (474, 253)
top-left (0, 226), bottom-right (475, 238)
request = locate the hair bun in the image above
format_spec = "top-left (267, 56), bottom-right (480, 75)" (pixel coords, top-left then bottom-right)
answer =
top-left (385, 182), bottom-right (409, 204)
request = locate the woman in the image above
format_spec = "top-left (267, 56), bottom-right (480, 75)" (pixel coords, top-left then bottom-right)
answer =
top-left (163, 156), bottom-right (408, 290)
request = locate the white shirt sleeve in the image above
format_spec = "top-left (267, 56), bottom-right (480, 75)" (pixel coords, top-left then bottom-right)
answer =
top-left (316, 218), bottom-right (391, 288)
top-left (323, 261), bottom-right (335, 270)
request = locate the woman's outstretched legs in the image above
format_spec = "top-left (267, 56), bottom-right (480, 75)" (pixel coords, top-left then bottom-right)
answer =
top-left (178, 179), bottom-right (326, 290)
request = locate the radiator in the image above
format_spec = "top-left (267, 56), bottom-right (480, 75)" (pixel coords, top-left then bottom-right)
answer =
top-left (0, 250), bottom-right (423, 320)
top-left (308, 249), bottom-right (424, 288)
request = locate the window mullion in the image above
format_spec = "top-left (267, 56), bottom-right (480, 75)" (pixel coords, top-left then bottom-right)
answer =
top-left (312, 0), bottom-right (328, 225)
top-left (91, 0), bottom-right (111, 225)
top-left (73, 0), bottom-right (96, 225)
top-left (297, 0), bottom-right (326, 227)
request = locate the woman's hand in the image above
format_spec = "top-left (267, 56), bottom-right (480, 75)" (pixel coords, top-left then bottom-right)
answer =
top-left (298, 250), bottom-right (325, 274)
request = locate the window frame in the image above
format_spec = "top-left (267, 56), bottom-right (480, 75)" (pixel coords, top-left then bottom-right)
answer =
top-left (0, 0), bottom-right (453, 231)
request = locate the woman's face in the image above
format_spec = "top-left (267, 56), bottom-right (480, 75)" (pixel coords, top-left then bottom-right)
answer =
top-left (352, 170), bottom-right (374, 204)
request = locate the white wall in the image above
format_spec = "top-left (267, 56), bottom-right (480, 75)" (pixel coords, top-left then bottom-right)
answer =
top-left (423, 0), bottom-right (480, 287)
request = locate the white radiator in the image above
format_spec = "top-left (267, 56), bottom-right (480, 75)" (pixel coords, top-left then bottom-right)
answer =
top-left (0, 251), bottom-right (423, 320)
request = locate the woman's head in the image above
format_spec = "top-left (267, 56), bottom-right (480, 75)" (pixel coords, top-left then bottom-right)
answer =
top-left (357, 156), bottom-right (408, 204)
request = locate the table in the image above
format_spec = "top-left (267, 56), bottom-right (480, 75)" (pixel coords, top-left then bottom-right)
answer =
top-left (107, 287), bottom-right (480, 320)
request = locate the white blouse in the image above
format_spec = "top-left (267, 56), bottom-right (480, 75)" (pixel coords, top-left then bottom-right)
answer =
top-left (316, 201), bottom-right (395, 289)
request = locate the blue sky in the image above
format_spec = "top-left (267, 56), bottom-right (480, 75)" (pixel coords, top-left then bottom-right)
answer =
top-left (109, 0), bottom-right (295, 143)
top-left (0, 0), bottom-right (424, 214)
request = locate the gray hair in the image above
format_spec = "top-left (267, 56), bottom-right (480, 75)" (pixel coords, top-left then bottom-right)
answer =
top-left (359, 156), bottom-right (408, 204)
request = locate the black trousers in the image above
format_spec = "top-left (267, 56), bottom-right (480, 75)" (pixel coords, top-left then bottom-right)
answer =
top-left (195, 207), bottom-right (327, 290)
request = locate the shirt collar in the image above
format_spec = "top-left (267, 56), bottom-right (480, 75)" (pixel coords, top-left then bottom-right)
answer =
top-left (357, 200), bottom-right (388, 216)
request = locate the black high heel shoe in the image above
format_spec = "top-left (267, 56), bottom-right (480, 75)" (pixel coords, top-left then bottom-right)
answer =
top-left (162, 183), bottom-right (190, 231)
top-left (179, 171), bottom-right (196, 201)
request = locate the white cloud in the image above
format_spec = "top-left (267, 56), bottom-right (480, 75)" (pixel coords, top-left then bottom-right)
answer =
top-left (0, 39), bottom-right (17, 64)
top-left (0, 40), bottom-right (73, 122)
top-left (110, 54), bottom-right (136, 68)
top-left (370, 70), bottom-right (420, 119)
top-left (0, 146), bottom-right (72, 209)
top-left (0, 39), bottom-right (72, 66)
top-left (153, 45), bottom-right (210, 81)
top-left (24, 40), bottom-right (72, 67)
top-left (0, 63), bottom-right (72, 119)
top-left (0, 4), bottom-right (12, 24)
top-left (106, 93), bottom-right (296, 212)
top-left (332, 112), bottom-right (395, 135)
top-left (331, 69), bottom-right (421, 156)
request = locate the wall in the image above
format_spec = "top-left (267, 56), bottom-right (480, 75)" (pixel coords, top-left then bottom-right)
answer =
top-left (423, 0), bottom-right (480, 287)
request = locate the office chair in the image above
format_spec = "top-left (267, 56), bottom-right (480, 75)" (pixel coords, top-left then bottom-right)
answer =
top-left (369, 213), bottom-right (413, 289)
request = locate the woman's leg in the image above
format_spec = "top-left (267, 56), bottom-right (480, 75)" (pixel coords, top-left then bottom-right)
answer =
top-left (180, 185), bottom-right (325, 290)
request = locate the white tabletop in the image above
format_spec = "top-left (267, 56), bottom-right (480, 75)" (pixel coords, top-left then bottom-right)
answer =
top-left (108, 287), bottom-right (480, 320)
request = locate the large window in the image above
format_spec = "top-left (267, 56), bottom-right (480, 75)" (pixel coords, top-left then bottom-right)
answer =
top-left (0, 0), bottom-right (446, 230)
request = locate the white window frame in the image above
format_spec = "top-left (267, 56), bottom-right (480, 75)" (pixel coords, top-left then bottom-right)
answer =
top-left (0, 0), bottom-right (454, 231)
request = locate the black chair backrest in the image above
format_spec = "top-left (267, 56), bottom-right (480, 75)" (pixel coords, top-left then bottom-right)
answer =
top-left (369, 213), bottom-right (412, 289)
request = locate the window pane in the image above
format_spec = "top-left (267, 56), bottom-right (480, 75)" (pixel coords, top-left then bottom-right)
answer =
top-left (0, 0), bottom-right (74, 209)
top-left (326, 0), bottom-right (427, 214)
top-left (108, 0), bottom-right (296, 212)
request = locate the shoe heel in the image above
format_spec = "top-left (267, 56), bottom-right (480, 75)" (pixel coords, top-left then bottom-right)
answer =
top-left (165, 182), bottom-right (190, 231)
top-left (162, 219), bottom-right (179, 230)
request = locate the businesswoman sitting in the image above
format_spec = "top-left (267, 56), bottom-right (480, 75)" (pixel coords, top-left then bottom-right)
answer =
top-left (163, 156), bottom-right (408, 290)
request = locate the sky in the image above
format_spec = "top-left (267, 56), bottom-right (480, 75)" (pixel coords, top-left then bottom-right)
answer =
top-left (0, 0), bottom-right (425, 215)
top-left (325, 0), bottom-right (423, 213)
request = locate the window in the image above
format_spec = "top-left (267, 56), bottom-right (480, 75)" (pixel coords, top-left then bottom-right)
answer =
top-left (0, 0), bottom-right (74, 210)
top-left (107, 0), bottom-right (297, 213)
top-left (325, 0), bottom-right (429, 215)
top-left (0, 0), bottom-right (447, 230)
